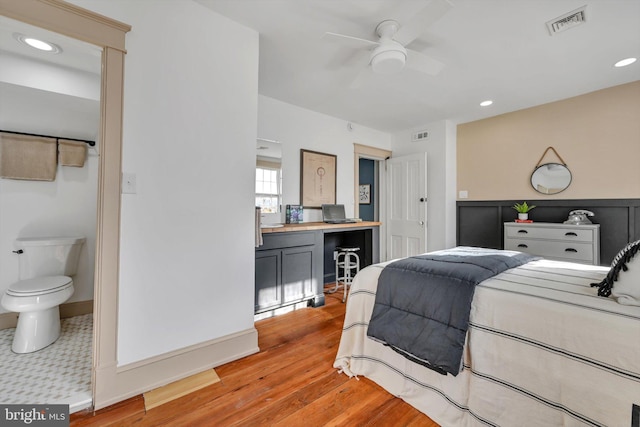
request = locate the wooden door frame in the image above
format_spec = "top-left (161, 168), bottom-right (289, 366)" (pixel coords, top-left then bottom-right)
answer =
top-left (0, 0), bottom-right (129, 409)
top-left (353, 143), bottom-right (391, 260)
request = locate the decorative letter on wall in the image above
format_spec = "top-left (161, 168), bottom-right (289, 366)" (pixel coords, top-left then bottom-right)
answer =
top-left (300, 149), bottom-right (336, 208)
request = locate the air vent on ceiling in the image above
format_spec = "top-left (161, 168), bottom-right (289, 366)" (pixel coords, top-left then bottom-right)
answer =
top-left (546, 6), bottom-right (587, 35)
top-left (412, 130), bottom-right (429, 142)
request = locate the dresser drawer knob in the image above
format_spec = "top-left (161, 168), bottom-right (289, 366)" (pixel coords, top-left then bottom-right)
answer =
top-left (517, 230), bottom-right (528, 234)
top-left (565, 248), bottom-right (578, 253)
top-left (565, 232), bottom-right (578, 237)
top-left (517, 244), bottom-right (528, 248)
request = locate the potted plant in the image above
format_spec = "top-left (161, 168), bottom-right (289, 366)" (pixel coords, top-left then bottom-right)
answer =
top-left (513, 201), bottom-right (536, 220)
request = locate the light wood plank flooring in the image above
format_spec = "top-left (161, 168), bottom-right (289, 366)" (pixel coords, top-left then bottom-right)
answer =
top-left (71, 290), bottom-right (439, 426)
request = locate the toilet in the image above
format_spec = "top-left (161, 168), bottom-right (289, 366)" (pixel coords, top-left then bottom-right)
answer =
top-left (1, 236), bottom-right (85, 353)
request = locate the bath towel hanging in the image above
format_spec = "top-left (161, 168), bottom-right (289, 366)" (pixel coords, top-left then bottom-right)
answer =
top-left (58, 139), bottom-right (87, 167)
top-left (0, 132), bottom-right (57, 181)
top-left (255, 207), bottom-right (264, 247)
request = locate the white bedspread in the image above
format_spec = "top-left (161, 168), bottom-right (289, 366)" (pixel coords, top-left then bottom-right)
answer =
top-left (334, 257), bottom-right (640, 426)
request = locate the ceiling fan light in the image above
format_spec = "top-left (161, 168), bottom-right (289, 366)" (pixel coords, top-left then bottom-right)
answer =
top-left (371, 49), bottom-right (406, 74)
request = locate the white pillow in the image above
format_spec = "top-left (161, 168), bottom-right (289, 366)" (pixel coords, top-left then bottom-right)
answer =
top-left (592, 240), bottom-right (640, 306)
top-left (611, 258), bottom-right (640, 306)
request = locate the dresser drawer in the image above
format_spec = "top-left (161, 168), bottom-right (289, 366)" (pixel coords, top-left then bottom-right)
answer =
top-left (505, 226), bottom-right (594, 242)
top-left (505, 239), bottom-right (594, 263)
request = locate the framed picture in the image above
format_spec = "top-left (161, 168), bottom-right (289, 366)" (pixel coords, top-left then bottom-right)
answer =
top-left (359, 184), bottom-right (371, 204)
top-left (300, 149), bottom-right (336, 208)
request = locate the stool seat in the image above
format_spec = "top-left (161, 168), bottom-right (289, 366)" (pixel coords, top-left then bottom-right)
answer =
top-left (336, 246), bottom-right (360, 252)
top-left (329, 246), bottom-right (360, 302)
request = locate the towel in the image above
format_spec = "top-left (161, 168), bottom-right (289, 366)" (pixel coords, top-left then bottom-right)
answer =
top-left (58, 139), bottom-right (87, 167)
top-left (0, 132), bottom-right (57, 181)
top-left (255, 207), bottom-right (263, 247)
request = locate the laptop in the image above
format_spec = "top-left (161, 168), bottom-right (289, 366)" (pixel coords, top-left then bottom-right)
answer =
top-left (322, 204), bottom-right (357, 224)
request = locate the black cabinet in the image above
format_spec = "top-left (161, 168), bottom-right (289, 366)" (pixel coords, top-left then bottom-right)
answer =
top-left (255, 231), bottom-right (323, 314)
top-left (255, 224), bottom-right (380, 315)
top-left (255, 249), bottom-right (281, 310)
top-left (281, 247), bottom-right (315, 303)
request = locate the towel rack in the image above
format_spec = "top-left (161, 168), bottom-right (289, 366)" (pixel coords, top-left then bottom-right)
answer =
top-left (0, 129), bottom-right (95, 147)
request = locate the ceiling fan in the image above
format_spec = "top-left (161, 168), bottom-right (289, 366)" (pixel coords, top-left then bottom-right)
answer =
top-left (322, 0), bottom-right (452, 80)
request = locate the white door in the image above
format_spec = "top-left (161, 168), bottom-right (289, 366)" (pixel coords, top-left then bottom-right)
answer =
top-left (386, 152), bottom-right (427, 259)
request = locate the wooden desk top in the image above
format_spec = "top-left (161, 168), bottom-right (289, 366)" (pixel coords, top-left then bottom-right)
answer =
top-left (260, 221), bottom-right (382, 234)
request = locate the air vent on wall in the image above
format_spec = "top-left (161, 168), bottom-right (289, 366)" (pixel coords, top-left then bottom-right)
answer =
top-left (546, 6), bottom-right (587, 35)
top-left (412, 130), bottom-right (429, 141)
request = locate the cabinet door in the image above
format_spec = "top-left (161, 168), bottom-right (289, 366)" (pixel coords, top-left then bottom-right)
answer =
top-left (282, 246), bottom-right (314, 304)
top-left (255, 249), bottom-right (281, 312)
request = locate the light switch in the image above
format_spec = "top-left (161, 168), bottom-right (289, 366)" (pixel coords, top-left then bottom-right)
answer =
top-left (459, 190), bottom-right (468, 199)
top-left (122, 172), bottom-right (137, 194)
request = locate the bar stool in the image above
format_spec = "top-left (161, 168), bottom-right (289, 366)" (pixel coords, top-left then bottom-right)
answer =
top-left (333, 246), bottom-right (360, 303)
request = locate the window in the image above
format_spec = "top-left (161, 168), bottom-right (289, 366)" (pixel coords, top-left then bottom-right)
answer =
top-left (256, 164), bottom-right (281, 213)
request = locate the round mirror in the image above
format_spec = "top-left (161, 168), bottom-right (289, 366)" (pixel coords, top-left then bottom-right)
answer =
top-left (531, 163), bottom-right (572, 194)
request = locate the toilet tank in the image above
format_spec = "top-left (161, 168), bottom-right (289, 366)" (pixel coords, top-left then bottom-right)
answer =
top-left (15, 237), bottom-right (86, 280)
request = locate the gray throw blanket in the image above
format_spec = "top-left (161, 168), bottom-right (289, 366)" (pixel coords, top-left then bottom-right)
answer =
top-left (367, 247), bottom-right (538, 376)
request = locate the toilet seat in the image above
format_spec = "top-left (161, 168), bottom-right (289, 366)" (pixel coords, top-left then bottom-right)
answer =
top-left (7, 276), bottom-right (73, 297)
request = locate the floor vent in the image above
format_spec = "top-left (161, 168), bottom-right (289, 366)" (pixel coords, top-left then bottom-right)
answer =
top-left (546, 6), bottom-right (587, 35)
top-left (412, 130), bottom-right (429, 142)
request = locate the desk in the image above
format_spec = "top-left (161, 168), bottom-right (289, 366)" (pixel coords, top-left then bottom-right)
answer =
top-left (256, 222), bottom-right (381, 315)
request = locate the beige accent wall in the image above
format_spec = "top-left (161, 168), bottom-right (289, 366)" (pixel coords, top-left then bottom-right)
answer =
top-left (457, 81), bottom-right (640, 200)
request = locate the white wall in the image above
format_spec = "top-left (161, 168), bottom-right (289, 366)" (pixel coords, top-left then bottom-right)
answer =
top-left (69, 0), bottom-right (260, 366)
top-left (391, 120), bottom-right (457, 251)
top-left (258, 95), bottom-right (392, 222)
top-left (0, 84), bottom-right (100, 314)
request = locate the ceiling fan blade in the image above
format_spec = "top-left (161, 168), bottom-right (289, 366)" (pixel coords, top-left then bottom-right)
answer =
top-left (405, 49), bottom-right (445, 75)
top-left (322, 32), bottom-right (379, 50)
top-left (393, 0), bottom-right (453, 46)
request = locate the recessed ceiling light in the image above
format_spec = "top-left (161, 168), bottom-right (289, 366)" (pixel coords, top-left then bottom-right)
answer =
top-left (614, 57), bottom-right (637, 68)
top-left (480, 100), bottom-right (493, 107)
top-left (13, 33), bottom-right (62, 54)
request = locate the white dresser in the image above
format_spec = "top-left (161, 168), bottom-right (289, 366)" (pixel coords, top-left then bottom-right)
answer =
top-left (504, 222), bottom-right (600, 265)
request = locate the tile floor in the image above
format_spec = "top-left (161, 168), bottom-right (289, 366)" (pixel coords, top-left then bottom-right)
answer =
top-left (0, 313), bottom-right (93, 413)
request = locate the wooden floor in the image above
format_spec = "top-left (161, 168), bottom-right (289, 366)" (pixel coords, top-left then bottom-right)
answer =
top-left (71, 290), bottom-right (439, 426)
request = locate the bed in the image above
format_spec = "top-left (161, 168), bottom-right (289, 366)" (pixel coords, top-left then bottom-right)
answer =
top-left (334, 246), bottom-right (640, 427)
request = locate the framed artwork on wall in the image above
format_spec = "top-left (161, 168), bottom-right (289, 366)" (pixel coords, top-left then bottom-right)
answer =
top-left (300, 149), bottom-right (336, 208)
top-left (359, 184), bottom-right (371, 204)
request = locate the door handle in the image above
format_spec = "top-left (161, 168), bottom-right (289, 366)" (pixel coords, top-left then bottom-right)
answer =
top-left (565, 248), bottom-right (578, 253)
top-left (419, 221), bottom-right (424, 226)
top-left (419, 197), bottom-right (427, 202)
top-left (517, 244), bottom-right (528, 248)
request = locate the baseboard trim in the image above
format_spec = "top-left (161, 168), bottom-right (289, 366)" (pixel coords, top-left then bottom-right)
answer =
top-left (0, 312), bottom-right (18, 330)
top-left (60, 300), bottom-right (94, 318)
top-left (0, 299), bottom-right (93, 330)
top-left (93, 326), bottom-right (259, 410)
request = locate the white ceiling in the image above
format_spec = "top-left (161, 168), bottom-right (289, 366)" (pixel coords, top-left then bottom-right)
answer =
top-left (0, 15), bottom-right (102, 75)
top-left (198, 0), bottom-right (640, 133)
top-left (0, 16), bottom-right (101, 140)
top-left (1, 1), bottom-right (638, 136)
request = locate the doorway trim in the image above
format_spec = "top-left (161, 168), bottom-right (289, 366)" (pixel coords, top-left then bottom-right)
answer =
top-left (353, 143), bottom-right (391, 261)
top-left (0, 0), bottom-right (130, 410)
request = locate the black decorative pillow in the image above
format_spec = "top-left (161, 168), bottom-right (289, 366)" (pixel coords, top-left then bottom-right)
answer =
top-left (591, 240), bottom-right (640, 306)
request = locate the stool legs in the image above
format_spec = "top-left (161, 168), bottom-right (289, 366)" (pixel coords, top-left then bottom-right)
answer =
top-left (334, 251), bottom-right (360, 303)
